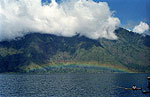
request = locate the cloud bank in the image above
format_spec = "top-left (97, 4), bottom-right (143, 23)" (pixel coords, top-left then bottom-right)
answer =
top-left (133, 22), bottom-right (149, 34)
top-left (0, 0), bottom-right (120, 41)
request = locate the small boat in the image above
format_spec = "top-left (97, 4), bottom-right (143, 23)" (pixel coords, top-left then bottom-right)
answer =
top-left (142, 91), bottom-right (150, 94)
top-left (124, 88), bottom-right (142, 90)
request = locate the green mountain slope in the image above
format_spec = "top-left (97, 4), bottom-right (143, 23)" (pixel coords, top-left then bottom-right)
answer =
top-left (0, 28), bottom-right (150, 73)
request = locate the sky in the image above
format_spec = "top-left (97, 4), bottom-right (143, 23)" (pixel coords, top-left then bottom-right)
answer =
top-left (0, 0), bottom-right (149, 41)
top-left (95, 0), bottom-right (150, 33)
top-left (94, 0), bottom-right (150, 25)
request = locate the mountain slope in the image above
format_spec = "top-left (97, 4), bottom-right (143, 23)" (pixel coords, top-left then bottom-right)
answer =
top-left (0, 28), bottom-right (150, 73)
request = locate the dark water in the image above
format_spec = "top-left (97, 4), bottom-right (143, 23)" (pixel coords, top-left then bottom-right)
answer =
top-left (0, 73), bottom-right (150, 97)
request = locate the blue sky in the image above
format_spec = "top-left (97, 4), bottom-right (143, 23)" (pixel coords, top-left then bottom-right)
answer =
top-left (94, 0), bottom-right (150, 28)
top-left (42, 0), bottom-right (150, 29)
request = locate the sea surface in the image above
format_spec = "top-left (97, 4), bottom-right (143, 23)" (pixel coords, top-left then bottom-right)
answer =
top-left (0, 73), bottom-right (150, 97)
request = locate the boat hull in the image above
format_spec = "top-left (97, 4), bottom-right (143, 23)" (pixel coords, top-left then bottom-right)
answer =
top-left (124, 88), bottom-right (142, 90)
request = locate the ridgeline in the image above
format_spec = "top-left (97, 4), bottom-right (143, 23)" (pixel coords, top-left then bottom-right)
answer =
top-left (0, 28), bottom-right (150, 73)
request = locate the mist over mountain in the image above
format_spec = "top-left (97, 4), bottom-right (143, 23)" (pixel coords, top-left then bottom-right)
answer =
top-left (0, 27), bottom-right (150, 73)
top-left (0, 0), bottom-right (120, 41)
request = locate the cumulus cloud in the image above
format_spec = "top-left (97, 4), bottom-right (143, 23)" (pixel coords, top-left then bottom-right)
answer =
top-left (133, 22), bottom-right (149, 34)
top-left (0, 0), bottom-right (120, 41)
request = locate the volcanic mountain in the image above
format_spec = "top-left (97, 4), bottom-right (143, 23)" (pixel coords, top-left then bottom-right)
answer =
top-left (0, 28), bottom-right (150, 73)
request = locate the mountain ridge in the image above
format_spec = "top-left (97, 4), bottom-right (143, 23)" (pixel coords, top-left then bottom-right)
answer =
top-left (0, 28), bottom-right (150, 73)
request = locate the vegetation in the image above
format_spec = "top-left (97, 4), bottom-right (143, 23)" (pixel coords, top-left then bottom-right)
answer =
top-left (0, 28), bottom-right (149, 73)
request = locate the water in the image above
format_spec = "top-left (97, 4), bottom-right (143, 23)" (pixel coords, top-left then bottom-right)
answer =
top-left (0, 73), bottom-right (150, 97)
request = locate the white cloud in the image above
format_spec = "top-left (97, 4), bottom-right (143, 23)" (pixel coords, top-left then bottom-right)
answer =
top-left (0, 0), bottom-right (120, 41)
top-left (133, 22), bottom-right (149, 34)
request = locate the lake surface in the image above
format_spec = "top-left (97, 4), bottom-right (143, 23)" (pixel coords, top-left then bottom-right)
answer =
top-left (0, 73), bottom-right (150, 97)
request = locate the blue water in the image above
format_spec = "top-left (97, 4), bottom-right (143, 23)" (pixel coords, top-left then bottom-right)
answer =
top-left (0, 73), bottom-right (150, 97)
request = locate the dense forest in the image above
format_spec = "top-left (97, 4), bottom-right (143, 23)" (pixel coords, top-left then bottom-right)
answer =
top-left (0, 28), bottom-right (150, 73)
